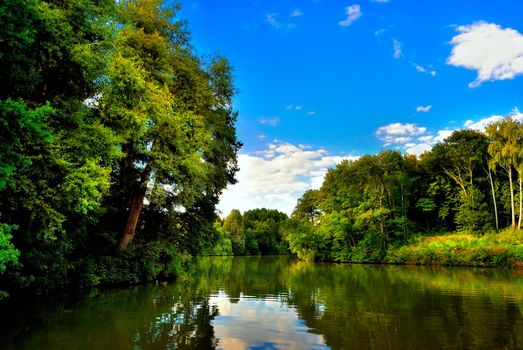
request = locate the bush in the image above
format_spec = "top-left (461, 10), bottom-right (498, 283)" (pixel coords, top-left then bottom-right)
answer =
top-left (83, 241), bottom-right (191, 287)
top-left (386, 230), bottom-right (523, 267)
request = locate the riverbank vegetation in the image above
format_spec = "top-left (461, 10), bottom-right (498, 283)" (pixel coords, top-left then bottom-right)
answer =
top-left (221, 124), bottom-right (523, 267)
top-left (278, 125), bottom-right (523, 266)
top-left (2, 0), bottom-right (523, 301)
top-left (220, 124), bottom-right (523, 268)
top-left (0, 0), bottom-right (240, 296)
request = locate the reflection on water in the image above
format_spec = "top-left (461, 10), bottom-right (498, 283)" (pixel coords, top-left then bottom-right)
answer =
top-left (210, 291), bottom-right (326, 349)
top-left (1, 256), bottom-right (523, 349)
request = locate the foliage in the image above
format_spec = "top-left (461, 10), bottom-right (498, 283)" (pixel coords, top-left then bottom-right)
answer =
top-left (217, 208), bottom-right (289, 256)
top-left (2, 0), bottom-right (523, 300)
top-left (283, 125), bottom-right (523, 266)
top-left (387, 229), bottom-right (523, 267)
top-left (82, 242), bottom-right (192, 287)
top-left (0, 224), bottom-right (19, 273)
top-left (0, 0), bottom-right (240, 296)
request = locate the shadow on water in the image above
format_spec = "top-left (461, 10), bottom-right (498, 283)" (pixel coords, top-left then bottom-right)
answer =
top-left (1, 256), bottom-right (523, 349)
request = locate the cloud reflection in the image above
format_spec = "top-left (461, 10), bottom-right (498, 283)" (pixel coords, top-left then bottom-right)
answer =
top-left (210, 291), bottom-right (327, 349)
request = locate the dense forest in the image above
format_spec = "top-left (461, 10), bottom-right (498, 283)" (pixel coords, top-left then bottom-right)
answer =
top-left (218, 125), bottom-right (523, 267)
top-left (0, 0), bottom-right (241, 296)
top-left (206, 208), bottom-right (289, 256)
top-left (2, 0), bottom-right (523, 301)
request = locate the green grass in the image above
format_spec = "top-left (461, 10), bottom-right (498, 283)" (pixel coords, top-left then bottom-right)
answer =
top-left (387, 229), bottom-right (523, 267)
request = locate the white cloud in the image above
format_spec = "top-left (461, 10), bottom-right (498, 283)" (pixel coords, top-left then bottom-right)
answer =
top-left (377, 122), bottom-right (427, 136)
top-left (257, 134), bottom-right (267, 140)
top-left (416, 105), bottom-right (432, 113)
top-left (258, 116), bottom-right (280, 126)
top-left (392, 39), bottom-right (402, 59)
top-left (413, 63), bottom-right (437, 76)
top-left (403, 131), bottom-right (453, 157)
top-left (217, 141), bottom-right (359, 215)
top-left (266, 12), bottom-right (299, 31)
top-left (405, 143), bottom-right (432, 156)
top-left (290, 9), bottom-right (303, 18)
top-left (466, 115), bottom-right (504, 130)
top-left (339, 4), bottom-right (362, 27)
top-left (307, 111), bottom-right (316, 116)
top-left (448, 22), bottom-right (523, 87)
top-left (434, 129), bottom-right (454, 143)
top-left (375, 122), bottom-right (451, 157)
top-left (393, 136), bottom-right (413, 144)
top-left (414, 64), bottom-right (426, 73)
top-left (374, 28), bottom-right (387, 36)
top-left (417, 135), bottom-right (434, 143)
top-left (266, 13), bottom-right (280, 28)
top-left (286, 104), bottom-right (303, 111)
top-left (376, 123), bottom-right (427, 146)
top-left (464, 107), bottom-right (523, 131)
top-left (377, 109), bottom-right (523, 157)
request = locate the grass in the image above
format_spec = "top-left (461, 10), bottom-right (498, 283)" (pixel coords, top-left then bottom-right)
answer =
top-left (387, 228), bottom-right (523, 267)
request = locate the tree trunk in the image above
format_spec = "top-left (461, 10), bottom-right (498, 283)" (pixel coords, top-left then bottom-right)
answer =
top-left (379, 186), bottom-right (385, 234)
top-left (509, 167), bottom-right (516, 230)
top-left (519, 174), bottom-right (522, 230)
top-left (487, 167), bottom-right (499, 232)
top-left (117, 185), bottom-right (147, 253)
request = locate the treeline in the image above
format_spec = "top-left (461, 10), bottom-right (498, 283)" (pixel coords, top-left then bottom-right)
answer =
top-left (201, 208), bottom-right (289, 256)
top-left (0, 0), bottom-right (240, 295)
top-left (282, 123), bottom-right (523, 263)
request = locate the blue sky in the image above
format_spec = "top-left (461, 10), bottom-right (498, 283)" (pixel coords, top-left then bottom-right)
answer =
top-left (179, 0), bottom-right (523, 215)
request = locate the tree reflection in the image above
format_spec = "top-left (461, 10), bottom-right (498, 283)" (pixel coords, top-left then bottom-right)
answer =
top-left (3, 257), bottom-right (523, 349)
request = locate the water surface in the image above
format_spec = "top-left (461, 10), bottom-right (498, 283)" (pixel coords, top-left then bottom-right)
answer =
top-left (2, 256), bottom-right (523, 349)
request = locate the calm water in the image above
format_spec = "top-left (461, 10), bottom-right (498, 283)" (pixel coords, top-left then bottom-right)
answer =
top-left (2, 256), bottom-right (523, 349)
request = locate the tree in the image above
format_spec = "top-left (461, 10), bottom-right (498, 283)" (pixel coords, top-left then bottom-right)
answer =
top-left (242, 209), bottom-right (288, 255)
top-left (99, 0), bottom-right (239, 252)
top-left (431, 130), bottom-right (488, 196)
top-left (486, 118), bottom-right (521, 230)
top-left (428, 130), bottom-right (492, 231)
top-left (0, 0), bottom-right (240, 292)
top-left (0, 0), bottom-right (119, 288)
top-left (293, 190), bottom-right (322, 223)
top-left (223, 210), bottom-right (244, 254)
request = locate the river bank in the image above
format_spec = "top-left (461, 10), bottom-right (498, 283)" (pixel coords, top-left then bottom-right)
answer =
top-left (279, 228), bottom-right (523, 268)
top-left (386, 229), bottom-right (523, 268)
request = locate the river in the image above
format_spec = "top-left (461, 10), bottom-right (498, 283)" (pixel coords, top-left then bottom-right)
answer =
top-left (1, 256), bottom-right (523, 349)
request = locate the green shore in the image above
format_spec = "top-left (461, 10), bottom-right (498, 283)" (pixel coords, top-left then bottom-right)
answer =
top-left (385, 229), bottom-right (523, 268)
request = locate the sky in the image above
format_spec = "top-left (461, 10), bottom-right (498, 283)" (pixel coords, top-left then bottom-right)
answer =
top-left (179, 0), bottom-right (523, 216)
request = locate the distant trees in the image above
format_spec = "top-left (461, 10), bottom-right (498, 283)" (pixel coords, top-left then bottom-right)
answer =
top-left (284, 118), bottom-right (523, 262)
top-left (223, 209), bottom-right (245, 254)
top-left (217, 209), bottom-right (289, 256)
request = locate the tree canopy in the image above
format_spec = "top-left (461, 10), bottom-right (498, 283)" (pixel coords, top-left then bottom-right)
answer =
top-left (0, 0), bottom-right (240, 295)
top-left (283, 123), bottom-right (523, 262)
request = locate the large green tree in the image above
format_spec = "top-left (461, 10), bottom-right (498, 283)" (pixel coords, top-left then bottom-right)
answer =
top-left (0, 0), bottom-right (240, 292)
top-left (99, 0), bottom-right (239, 253)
